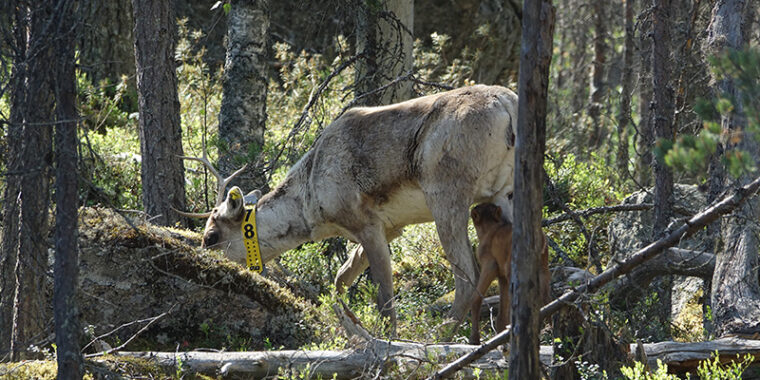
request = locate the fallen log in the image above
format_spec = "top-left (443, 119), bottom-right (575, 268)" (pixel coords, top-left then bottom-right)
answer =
top-left (639, 336), bottom-right (760, 373)
top-left (112, 337), bottom-right (760, 378)
top-left (114, 342), bottom-right (538, 379)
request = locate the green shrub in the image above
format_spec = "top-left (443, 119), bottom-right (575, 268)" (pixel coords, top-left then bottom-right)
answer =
top-left (620, 360), bottom-right (679, 380)
top-left (696, 351), bottom-right (753, 380)
top-left (664, 48), bottom-right (760, 180)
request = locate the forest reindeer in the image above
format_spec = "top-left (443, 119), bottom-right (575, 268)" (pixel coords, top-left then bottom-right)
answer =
top-left (469, 203), bottom-right (551, 345)
top-left (180, 85), bottom-right (519, 328)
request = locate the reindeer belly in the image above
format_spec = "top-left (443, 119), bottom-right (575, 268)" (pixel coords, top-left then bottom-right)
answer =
top-left (376, 185), bottom-right (433, 230)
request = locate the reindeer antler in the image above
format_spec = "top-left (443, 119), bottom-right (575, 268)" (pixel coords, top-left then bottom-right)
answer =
top-left (178, 154), bottom-right (248, 206)
top-left (175, 131), bottom-right (248, 218)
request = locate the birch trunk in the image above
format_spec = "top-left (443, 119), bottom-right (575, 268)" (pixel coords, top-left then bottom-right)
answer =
top-left (217, 0), bottom-right (269, 192)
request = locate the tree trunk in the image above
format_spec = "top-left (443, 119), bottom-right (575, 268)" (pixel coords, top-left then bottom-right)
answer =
top-left (509, 0), bottom-right (554, 378)
top-left (217, 0), bottom-right (269, 192)
top-left (635, 13), bottom-right (653, 187)
top-left (616, 0), bottom-right (635, 178)
top-left (78, 0), bottom-right (135, 86)
top-left (649, 0), bottom-right (677, 341)
top-left (588, 0), bottom-right (607, 148)
top-left (53, 0), bottom-right (83, 377)
top-left (0, 0), bottom-right (27, 357)
top-left (132, 0), bottom-right (187, 227)
top-left (10, 0), bottom-right (56, 360)
top-left (704, 0), bottom-right (760, 338)
top-left (651, 0), bottom-right (675, 236)
top-left (567, 0), bottom-right (589, 114)
top-left (355, 0), bottom-right (414, 106)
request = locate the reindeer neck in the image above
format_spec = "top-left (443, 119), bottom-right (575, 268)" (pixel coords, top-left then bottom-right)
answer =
top-left (254, 183), bottom-right (312, 262)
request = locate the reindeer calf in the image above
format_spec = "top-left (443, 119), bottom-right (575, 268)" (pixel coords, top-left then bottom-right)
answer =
top-left (469, 203), bottom-right (552, 345)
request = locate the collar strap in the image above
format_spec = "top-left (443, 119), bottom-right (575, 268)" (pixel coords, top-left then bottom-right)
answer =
top-left (242, 206), bottom-right (263, 273)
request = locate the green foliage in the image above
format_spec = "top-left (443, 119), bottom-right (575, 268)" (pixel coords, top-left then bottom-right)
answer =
top-left (176, 19), bottom-right (224, 212)
top-left (671, 289), bottom-right (709, 342)
top-left (278, 241), bottom-right (346, 297)
top-left (264, 38), bottom-right (354, 184)
top-left (696, 351), bottom-right (753, 380)
top-left (79, 20), bottom-right (223, 211)
top-left (544, 153), bottom-right (626, 267)
top-left (620, 352), bottom-right (754, 380)
top-left (414, 32), bottom-right (476, 88)
top-left (575, 360), bottom-right (609, 380)
top-left (196, 318), bottom-right (253, 351)
top-left (620, 360), bottom-right (680, 380)
top-left (78, 76), bottom-right (133, 133)
top-left (662, 125), bottom-right (718, 177)
top-left (80, 120), bottom-right (142, 208)
top-left (664, 48), bottom-right (760, 180)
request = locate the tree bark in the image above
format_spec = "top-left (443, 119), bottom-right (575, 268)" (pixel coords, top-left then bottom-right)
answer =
top-left (77, 0), bottom-right (135, 86)
top-left (651, 0), bottom-right (675, 237)
top-left (0, 0), bottom-right (27, 357)
top-left (649, 0), bottom-right (677, 340)
top-left (217, 0), bottom-right (269, 192)
top-left (704, 0), bottom-right (760, 338)
top-left (617, 0), bottom-right (635, 178)
top-left (132, 0), bottom-right (187, 227)
top-left (53, 0), bottom-right (83, 377)
top-left (567, 0), bottom-right (589, 114)
top-left (636, 12), bottom-right (654, 187)
top-left (588, 0), bottom-right (608, 147)
top-left (354, 0), bottom-right (414, 106)
top-left (509, 0), bottom-right (554, 379)
top-left (11, 0), bottom-right (56, 360)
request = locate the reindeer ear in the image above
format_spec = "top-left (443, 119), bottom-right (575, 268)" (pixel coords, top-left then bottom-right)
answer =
top-left (470, 208), bottom-right (480, 223)
top-left (221, 186), bottom-right (245, 219)
top-left (244, 189), bottom-right (262, 205)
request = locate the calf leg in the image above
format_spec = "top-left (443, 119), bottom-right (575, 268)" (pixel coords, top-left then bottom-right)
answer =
top-left (496, 274), bottom-right (510, 333)
top-left (470, 255), bottom-right (498, 345)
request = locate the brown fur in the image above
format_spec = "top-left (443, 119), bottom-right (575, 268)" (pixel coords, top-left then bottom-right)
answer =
top-left (469, 203), bottom-right (552, 345)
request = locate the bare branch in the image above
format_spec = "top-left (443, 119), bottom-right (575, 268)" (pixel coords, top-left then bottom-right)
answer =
top-left (609, 247), bottom-right (715, 302)
top-left (543, 203), bottom-right (654, 226)
top-left (83, 307), bottom-right (174, 358)
top-left (264, 54), bottom-right (362, 179)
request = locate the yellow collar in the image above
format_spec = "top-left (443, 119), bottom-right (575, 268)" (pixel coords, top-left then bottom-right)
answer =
top-left (242, 206), bottom-right (263, 273)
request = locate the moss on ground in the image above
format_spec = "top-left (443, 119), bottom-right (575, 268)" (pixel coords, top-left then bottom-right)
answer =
top-left (75, 207), bottom-right (319, 353)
